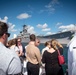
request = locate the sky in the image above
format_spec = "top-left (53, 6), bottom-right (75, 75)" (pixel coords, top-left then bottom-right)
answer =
top-left (0, 0), bottom-right (76, 40)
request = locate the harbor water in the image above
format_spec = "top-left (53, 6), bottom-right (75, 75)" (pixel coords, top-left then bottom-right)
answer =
top-left (22, 43), bottom-right (68, 74)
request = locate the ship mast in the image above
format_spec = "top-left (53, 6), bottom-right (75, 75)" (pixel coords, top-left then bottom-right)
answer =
top-left (23, 25), bottom-right (28, 34)
top-left (22, 25), bottom-right (30, 38)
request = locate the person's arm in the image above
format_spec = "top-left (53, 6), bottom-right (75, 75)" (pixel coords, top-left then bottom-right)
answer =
top-left (42, 51), bottom-right (46, 63)
top-left (42, 48), bottom-right (45, 56)
top-left (7, 57), bottom-right (22, 74)
top-left (35, 47), bottom-right (41, 64)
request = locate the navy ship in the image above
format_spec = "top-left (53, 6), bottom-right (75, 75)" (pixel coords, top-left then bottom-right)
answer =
top-left (17, 25), bottom-right (75, 44)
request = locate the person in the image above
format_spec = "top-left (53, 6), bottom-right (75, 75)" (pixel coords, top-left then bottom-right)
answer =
top-left (42, 39), bottom-right (63, 75)
top-left (35, 38), bottom-right (40, 46)
top-left (0, 21), bottom-right (21, 74)
top-left (25, 38), bottom-right (40, 49)
top-left (9, 38), bottom-right (21, 57)
top-left (41, 41), bottom-right (51, 56)
top-left (40, 41), bottom-right (51, 75)
top-left (6, 41), bottom-right (10, 48)
top-left (26, 34), bottom-right (41, 75)
top-left (7, 39), bottom-right (12, 48)
top-left (17, 38), bottom-right (26, 62)
top-left (68, 33), bottom-right (76, 75)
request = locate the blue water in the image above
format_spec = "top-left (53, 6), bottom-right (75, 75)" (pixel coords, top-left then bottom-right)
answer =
top-left (22, 43), bottom-right (68, 74)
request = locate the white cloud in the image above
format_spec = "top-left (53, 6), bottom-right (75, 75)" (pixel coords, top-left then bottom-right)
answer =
top-left (42, 28), bottom-right (51, 31)
top-left (27, 25), bottom-right (36, 34)
top-left (17, 13), bottom-right (31, 19)
top-left (59, 24), bottom-right (76, 31)
top-left (13, 34), bottom-right (17, 38)
top-left (42, 23), bottom-right (48, 28)
top-left (56, 22), bottom-right (62, 26)
top-left (37, 23), bottom-right (51, 32)
top-left (0, 16), bottom-right (8, 23)
top-left (45, 0), bottom-right (59, 8)
top-left (39, 0), bottom-right (60, 13)
top-left (51, 0), bottom-right (59, 4)
top-left (45, 4), bottom-right (55, 13)
top-left (37, 24), bottom-right (42, 28)
top-left (8, 22), bottom-right (17, 32)
top-left (45, 32), bottom-right (52, 35)
top-left (0, 16), bottom-right (17, 32)
top-left (37, 23), bottom-right (48, 29)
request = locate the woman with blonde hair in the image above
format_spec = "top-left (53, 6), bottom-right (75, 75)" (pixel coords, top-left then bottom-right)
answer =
top-left (51, 39), bottom-right (63, 55)
top-left (42, 39), bottom-right (63, 75)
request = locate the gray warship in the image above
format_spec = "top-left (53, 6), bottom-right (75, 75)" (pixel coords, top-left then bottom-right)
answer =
top-left (17, 25), bottom-right (75, 44)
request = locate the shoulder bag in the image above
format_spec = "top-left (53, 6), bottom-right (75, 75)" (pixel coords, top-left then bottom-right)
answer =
top-left (57, 50), bottom-right (65, 65)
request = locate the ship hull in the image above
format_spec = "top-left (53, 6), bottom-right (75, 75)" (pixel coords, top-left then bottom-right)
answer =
top-left (39, 31), bottom-right (74, 39)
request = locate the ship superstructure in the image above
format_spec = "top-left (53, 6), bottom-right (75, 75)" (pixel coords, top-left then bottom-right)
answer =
top-left (17, 25), bottom-right (30, 38)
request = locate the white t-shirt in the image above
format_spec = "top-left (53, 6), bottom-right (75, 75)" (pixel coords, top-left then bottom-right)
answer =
top-left (10, 45), bottom-right (20, 52)
top-left (68, 38), bottom-right (76, 75)
top-left (42, 47), bottom-right (49, 55)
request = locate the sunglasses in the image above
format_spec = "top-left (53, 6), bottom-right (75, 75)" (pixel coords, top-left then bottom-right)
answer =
top-left (5, 33), bottom-right (10, 37)
top-left (37, 41), bottom-right (40, 43)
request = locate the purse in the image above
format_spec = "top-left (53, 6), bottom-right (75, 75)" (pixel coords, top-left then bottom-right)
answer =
top-left (57, 50), bottom-right (65, 65)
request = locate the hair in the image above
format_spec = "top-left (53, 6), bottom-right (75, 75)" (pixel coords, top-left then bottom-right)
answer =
top-left (44, 41), bottom-right (50, 46)
top-left (57, 42), bottom-right (63, 48)
top-left (0, 21), bottom-right (8, 38)
top-left (17, 38), bottom-right (21, 41)
top-left (10, 39), bottom-right (17, 46)
top-left (30, 34), bottom-right (36, 41)
top-left (51, 39), bottom-right (63, 50)
top-left (7, 39), bottom-right (12, 47)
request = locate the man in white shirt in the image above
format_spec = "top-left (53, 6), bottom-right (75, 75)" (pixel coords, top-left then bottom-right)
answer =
top-left (68, 34), bottom-right (76, 75)
top-left (0, 21), bottom-right (21, 74)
